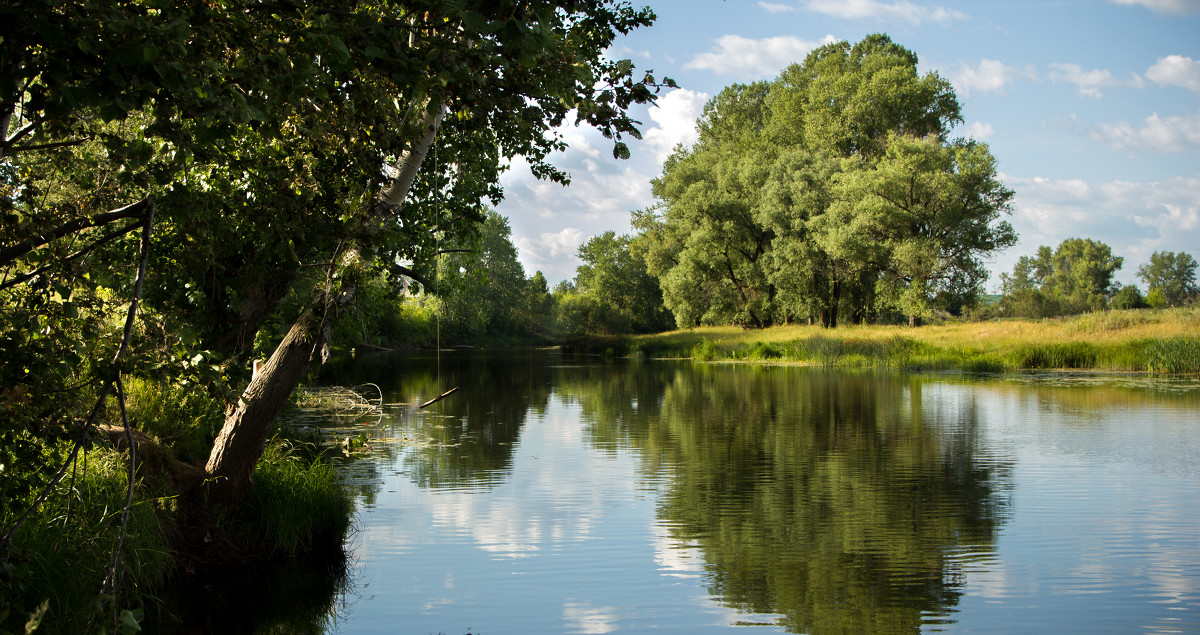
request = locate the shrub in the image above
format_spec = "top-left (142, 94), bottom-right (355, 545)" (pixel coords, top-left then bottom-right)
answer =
top-left (691, 339), bottom-right (719, 361)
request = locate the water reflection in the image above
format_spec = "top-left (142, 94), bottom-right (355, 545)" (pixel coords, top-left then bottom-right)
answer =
top-left (314, 352), bottom-right (1197, 634)
top-left (559, 364), bottom-right (1012, 632)
top-left (325, 350), bottom-right (553, 494)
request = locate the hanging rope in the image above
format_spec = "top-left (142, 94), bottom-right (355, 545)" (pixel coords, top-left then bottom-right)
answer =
top-left (422, 141), bottom-right (458, 409)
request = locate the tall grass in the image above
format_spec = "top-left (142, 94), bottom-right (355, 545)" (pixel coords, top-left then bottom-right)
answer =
top-left (118, 375), bottom-right (224, 463)
top-left (626, 308), bottom-right (1200, 374)
top-left (3, 378), bottom-right (357, 632)
top-left (1140, 337), bottom-right (1200, 373)
top-left (232, 440), bottom-right (355, 555)
top-left (1, 445), bottom-right (175, 634)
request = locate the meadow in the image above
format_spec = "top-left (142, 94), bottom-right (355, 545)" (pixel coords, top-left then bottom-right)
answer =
top-left (610, 308), bottom-right (1200, 373)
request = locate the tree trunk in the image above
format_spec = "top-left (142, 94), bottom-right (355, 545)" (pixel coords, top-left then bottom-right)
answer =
top-left (202, 101), bottom-right (446, 510)
top-left (204, 309), bottom-right (328, 508)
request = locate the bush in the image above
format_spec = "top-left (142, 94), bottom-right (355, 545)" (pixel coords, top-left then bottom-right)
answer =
top-left (1110, 284), bottom-right (1149, 310)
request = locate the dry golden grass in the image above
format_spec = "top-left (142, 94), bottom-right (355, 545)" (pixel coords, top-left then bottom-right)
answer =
top-left (628, 307), bottom-right (1200, 372)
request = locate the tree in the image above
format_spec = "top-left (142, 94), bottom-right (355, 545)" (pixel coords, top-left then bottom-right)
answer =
top-left (518, 271), bottom-right (556, 338)
top-left (3, 0), bottom-right (669, 541)
top-left (569, 231), bottom-right (671, 334)
top-left (640, 84), bottom-right (779, 328)
top-left (638, 35), bottom-right (1008, 328)
top-left (998, 239), bottom-right (1123, 317)
top-left (435, 209), bottom-right (529, 339)
top-left (828, 135), bottom-right (1015, 325)
top-left (768, 34), bottom-right (961, 159)
top-left (1137, 251), bottom-right (1198, 307)
top-left (1042, 238), bottom-right (1124, 311)
top-left (1111, 284), bottom-right (1149, 310)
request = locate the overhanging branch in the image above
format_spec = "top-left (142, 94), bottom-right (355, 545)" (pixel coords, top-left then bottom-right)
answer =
top-left (0, 197), bottom-right (154, 269)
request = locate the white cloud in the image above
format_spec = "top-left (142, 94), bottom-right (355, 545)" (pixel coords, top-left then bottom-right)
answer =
top-left (758, 1), bottom-right (797, 12)
top-left (643, 88), bottom-right (708, 162)
top-left (1091, 112), bottom-right (1200, 152)
top-left (1110, 0), bottom-right (1200, 14)
top-left (684, 34), bottom-right (838, 80)
top-left (803, 0), bottom-right (968, 24)
top-left (607, 44), bottom-right (651, 62)
top-left (947, 59), bottom-right (1036, 96)
top-left (996, 174), bottom-right (1200, 285)
top-left (516, 228), bottom-right (588, 262)
top-left (1134, 203), bottom-right (1199, 233)
top-left (964, 121), bottom-right (995, 140)
top-left (1146, 55), bottom-right (1200, 92)
top-left (1048, 63), bottom-right (1142, 98)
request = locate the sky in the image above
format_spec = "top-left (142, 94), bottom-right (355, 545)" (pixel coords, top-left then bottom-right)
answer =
top-left (494, 0), bottom-right (1200, 290)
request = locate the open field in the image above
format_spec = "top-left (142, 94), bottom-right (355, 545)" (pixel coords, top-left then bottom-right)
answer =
top-left (601, 308), bottom-right (1200, 373)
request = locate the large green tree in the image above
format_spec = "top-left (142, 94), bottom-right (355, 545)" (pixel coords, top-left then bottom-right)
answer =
top-left (1043, 238), bottom-right (1124, 312)
top-left (638, 34), bottom-right (1011, 328)
top-left (435, 209), bottom-right (530, 340)
top-left (2, 0), bottom-right (668, 532)
top-left (561, 230), bottom-right (671, 334)
top-left (828, 134), bottom-right (1015, 325)
top-left (998, 239), bottom-right (1124, 316)
top-left (1137, 250), bottom-right (1198, 307)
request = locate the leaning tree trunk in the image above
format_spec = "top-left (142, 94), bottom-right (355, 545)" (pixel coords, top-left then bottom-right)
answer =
top-left (203, 102), bottom-right (446, 509)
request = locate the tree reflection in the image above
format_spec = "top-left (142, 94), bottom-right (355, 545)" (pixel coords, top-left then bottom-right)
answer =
top-left (565, 362), bottom-right (1012, 633)
top-left (322, 350), bottom-right (552, 491)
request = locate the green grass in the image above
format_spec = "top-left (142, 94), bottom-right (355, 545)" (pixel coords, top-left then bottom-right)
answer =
top-left (1, 445), bottom-right (176, 634)
top-left (3, 379), bottom-right (357, 633)
top-left (118, 375), bottom-right (224, 463)
top-left (232, 439), bottom-right (355, 555)
top-left (617, 307), bottom-right (1200, 374)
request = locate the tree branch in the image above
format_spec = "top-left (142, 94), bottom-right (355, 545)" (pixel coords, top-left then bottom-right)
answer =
top-left (0, 197), bottom-right (153, 269)
top-left (0, 197), bottom-right (155, 561)
top-left (0, 221), bottom-right (143, 291)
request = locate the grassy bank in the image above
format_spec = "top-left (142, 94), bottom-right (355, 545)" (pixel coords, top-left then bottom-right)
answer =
top-left (0, 378), bottom-right (354, 633)
top-left (577, 308), bottom-right (1200, 373)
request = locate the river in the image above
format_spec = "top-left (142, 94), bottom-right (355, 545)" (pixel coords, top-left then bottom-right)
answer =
top-left (230, 349), bottom-right (1200, 633)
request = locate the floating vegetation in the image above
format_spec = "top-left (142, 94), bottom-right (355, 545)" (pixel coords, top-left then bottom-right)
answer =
top-left (285, 384), bottom-right (387, 429)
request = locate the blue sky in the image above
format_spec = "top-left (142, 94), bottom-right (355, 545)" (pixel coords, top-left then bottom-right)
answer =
top-left (495, 0), bottom-right (1200, 290)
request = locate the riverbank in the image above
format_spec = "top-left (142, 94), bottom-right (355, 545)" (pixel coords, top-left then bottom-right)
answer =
top-left (569, 308), bottom-right (1200, 373)
top-left (0, 377), bottom-right (353, 633)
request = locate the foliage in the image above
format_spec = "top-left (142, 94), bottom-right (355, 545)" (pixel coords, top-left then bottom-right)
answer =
top-left (434, 210), bottom-right (540, 342)
top-left (1043, 238), bottom-right (1124, 310)
top-left (636, 35), bottom-right (1012, 328)
top-left (1137, 250), bottom-right (1198, 307)
top-left (0, 445), bottom-right (175, 634)
top-left (1111, 284), bottom-right (1149, 310)
top-left (4, 0), bottom-right (667, 624)
top-left (557, 231), bottom-right (672, 335)
top-left (998, 238), bottom-right (1124, 317)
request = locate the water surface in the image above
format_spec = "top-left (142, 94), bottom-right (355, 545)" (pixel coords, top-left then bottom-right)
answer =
top-left (316, 350), bottom-right (1200, 634)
